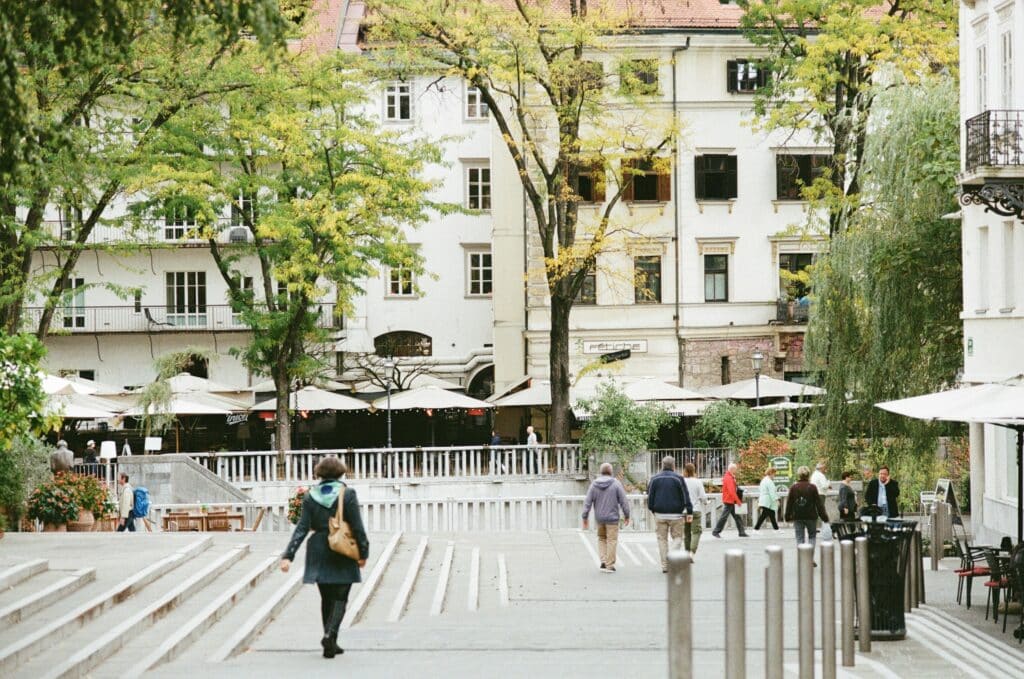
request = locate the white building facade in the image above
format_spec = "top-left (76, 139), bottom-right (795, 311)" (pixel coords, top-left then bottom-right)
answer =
top-left (959, 0), bottom-right (1024, 542)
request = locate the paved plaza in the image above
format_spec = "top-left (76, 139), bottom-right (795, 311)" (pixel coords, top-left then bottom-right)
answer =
top-left (1, 528), bottom-right (1022, 678)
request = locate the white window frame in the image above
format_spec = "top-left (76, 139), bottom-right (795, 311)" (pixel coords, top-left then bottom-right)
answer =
top-left (466, 249), bottom-right (493, 297)
top-left (165, 271), bottom-right (208, 326)
top-left (165, 202), bottom-right (197, 240)
top-left (62, 277), bottom-right (86, 329)
top-left (387, 264), bottom-right (416, 297)
top-left (230, 190), bottom-right (255, 227)
top-left (465, 86), bottom-right (489, 120)
top-left (466, 163), bottom-right (491, 210)
top-left (1002, 31), bottom-right (1013, 108)
top-left (384, 81), bottom-right (412, 122)
top-left (232, 275), bottom-right (254, 325)
top-left (978, 44), bottom-right (988, 113)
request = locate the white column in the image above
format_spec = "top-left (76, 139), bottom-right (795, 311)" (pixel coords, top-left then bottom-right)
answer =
top-left (969, 422), bottom-right (986, 539)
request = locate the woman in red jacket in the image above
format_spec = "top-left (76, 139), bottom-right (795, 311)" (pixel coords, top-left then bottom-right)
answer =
top-left (712, 463), bottom-right (750, 538)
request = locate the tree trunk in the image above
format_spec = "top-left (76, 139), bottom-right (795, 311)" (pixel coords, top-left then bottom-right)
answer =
top-left (273, 364), bottom-right (292, 478)
top-left (549, 291), bottom-right (572, 444)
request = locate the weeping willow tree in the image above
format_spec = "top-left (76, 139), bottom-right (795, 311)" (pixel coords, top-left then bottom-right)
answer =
top-left (136, 347), bottom-right (216, 437)
top-left (804, 79), bottom-right (963, 465)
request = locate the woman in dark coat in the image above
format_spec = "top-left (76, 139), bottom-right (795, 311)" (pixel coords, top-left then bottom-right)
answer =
top-left (280, 457), bottom-right (369, 658)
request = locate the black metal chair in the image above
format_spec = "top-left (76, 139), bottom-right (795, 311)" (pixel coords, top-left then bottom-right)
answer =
top-left (983, 548), bottom-right (1011, 623)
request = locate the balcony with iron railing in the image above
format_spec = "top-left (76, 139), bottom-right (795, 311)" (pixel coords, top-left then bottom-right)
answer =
top-left (37, 218), bottom-right (258, 248)
top-left (21, 303), bottom-right (341, 334)
top-left (771, 297), bottom-right (810, 325)
top-left (961, 110), bottom-right (1024, 218)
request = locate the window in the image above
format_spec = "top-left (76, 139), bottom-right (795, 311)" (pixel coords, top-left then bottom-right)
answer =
top-left (978, 227), bottom-right (989, 310)
top-left (384, 82), bottom-right (412, 121)
top-left (388, 265), bottom-right (415, 296)
top-left (580, 61), bottom-right (605, 92)
top-left (232, 276), bottom-right (253, 324)
top-left (466, 86), bottom-right (489, 119)
top-left (727, 60), bottom-right (770, 93)
top-left (467, 251), bottom-right (492, 296)
top-left (230, 190), bottom-right (255, 227)
top-left (720, 357), bottom-right (731, 385)
top-left (1002, 32), bottom-right (1013, 108)
top-left (623, 158), bottom-right (671, 202)
top-left (779, 253), bottom-right (814, 299)
top-left (165, 271), bottom-right (207, 326)
top-left (634, 256), bottom-right (662, 304)
top-left (776, 155), bottom-right (829, 200)
top-left (694, 154), bottom-right (738, 200)
top-left (577, 163), bottom-right (606, 203)
top-left (59, 206), bottom-right (80, 241)
top-left (133, 290), bottom-right (142, 313)
top-left (978, 45), bottom-right (988, 113)
top-left (374, 331), bottom-right (432, 357)
top-left (164, 200), bottom-right (197, 239)
top-left (1004, 222), bottom-right (1015, 309)
top-left (574, 268), bottom-right (596, 305)
top-left (619, 59), bottom-right (659, 95)
top-left (62, 277), bottom-right (85, 329)
top-left (704, 254), bottom-right (728, 302)
top-left (467, 164), bottom-right (491, 210)
top-left (335, 351), bottom-right (346, 376)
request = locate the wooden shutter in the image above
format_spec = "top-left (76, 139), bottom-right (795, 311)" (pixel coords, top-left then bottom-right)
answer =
top-left (726, 60), bottom-right (738, 93)
top-left (694, 156), bottom-right (705, 199)
top-left (757, 65), bottom-right (771, 89)
top-left (621, 158), bottom-right (635, 202)
top-left (657, 165), bottom-right (672, 202)
top-left (592, 162), bottom-right (606, 202)
top-left (726, 155), bottom-right (738, 199)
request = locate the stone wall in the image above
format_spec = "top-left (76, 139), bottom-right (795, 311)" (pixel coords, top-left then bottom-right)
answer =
top-left (117, 455), bottom-right (251, 505)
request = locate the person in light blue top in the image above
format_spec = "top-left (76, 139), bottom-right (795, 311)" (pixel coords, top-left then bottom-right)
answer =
top-left (754, 467), bottom-right (780, 530)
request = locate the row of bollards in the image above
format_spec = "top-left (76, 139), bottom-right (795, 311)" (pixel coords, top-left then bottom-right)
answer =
top-left (668, 534), bottom-right (886, 679)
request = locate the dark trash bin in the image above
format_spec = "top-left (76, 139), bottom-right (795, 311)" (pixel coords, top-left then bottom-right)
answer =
top-left (855, 518), bottom-right (917, 641)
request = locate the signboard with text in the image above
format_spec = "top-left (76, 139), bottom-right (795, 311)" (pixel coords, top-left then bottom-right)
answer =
top-left (582, 340), bottom-right (648, 354)
top-left (770, 456), bottom-right (793, 484)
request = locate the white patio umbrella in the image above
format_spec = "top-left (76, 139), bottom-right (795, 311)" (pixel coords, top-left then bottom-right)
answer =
top-left (752, 401), bottom-right (820, 411)
top-left (621, 377), bottom-right (709, 402)
top-left (165, 373), bottom-right (247, 394)
top-left (250, 378), bottom-right (350, 393)
top-left (876, 382), bottom-right (1024, 542)
top-left (46, 393), bottom-right (125, 419)
top-left (490, 380), bottom-right (551, 407)
top-left (702, 376), bottom-right (824, 400)
top-left (371, 386), bottom-right (493, 411)
top-left (123, 391), bottom-right (248, 416)
top-left (252, 386), bottom-right (370, 412)
top-left (40, 372), bottom-right (97, 395)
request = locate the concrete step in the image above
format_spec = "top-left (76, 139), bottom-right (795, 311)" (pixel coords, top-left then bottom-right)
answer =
top-left (355, 534), bottom-right (423, 625)
top-left (0, 537), bottom-right (212, 676)
top-left (0, 567), bottom-right (96, 624)
top-left (97, 549), bottom-right (278, 678)
top-left (0, 559), bottom-right (48, 590)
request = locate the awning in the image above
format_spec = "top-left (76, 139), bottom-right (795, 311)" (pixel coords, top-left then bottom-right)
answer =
top-left (371, 386), bottom-right (493, 411)
top-left (702, 376), bottom-right (824, 400)
top-left (252, 386), bottom-right (370, 412)
top-left (123, 391), bottom-right (249, 416)
top-left (45, 393), bottom-right (125, 419)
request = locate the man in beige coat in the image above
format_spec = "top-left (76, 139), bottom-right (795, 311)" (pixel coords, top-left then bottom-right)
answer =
top-left (116, 473), bottom-right (135, 532)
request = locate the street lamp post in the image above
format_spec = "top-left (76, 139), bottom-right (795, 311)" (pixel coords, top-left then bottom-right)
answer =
top-left (384, 358), bottom-right (395, 448)
top-left (752, 350), bottom-right (764, 408)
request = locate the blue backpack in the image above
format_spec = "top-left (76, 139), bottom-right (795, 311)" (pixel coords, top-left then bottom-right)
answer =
top-left (132, 487), bottom-right (150, 518)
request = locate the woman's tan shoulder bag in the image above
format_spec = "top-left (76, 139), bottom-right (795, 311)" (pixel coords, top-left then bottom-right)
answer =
top-left (328, 487), bottom-right (360, 560)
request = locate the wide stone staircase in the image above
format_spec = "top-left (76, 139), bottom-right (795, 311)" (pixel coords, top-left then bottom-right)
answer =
top-left (0, 531), bottom-right (514, 678)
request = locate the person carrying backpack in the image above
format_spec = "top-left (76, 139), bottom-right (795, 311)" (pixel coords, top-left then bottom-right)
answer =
top-left (117, 472), bottom-right (135, 532)
top-left (784, 466), bottom-right (830, 552)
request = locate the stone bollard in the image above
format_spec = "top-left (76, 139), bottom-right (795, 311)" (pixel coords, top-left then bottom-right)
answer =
top-left (855, 536), bottom-right (871, 653)
top-left (667, 550), bottom-right (693, 679)
top-left (821, 541), bottom-right (836, 679)
top-left (797, 543), bottom-right (815, 679)
top-left (765, 546), bottom-right (784, 679)
top-left (840, 540), bottom-right (856, 667)
top-left (725, 550), bottom-right (746, 679)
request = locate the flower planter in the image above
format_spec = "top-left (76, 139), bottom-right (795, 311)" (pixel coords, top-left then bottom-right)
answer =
top-left (43, 523), bottom-right (67, 532)
top-left (68, 510), bottom-right (95, 532)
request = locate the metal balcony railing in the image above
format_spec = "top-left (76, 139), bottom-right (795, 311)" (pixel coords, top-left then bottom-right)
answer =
top-left (38, 218), bottom-right (258, 247)
top-left (22, 303), bottom-right (341, 334)
top-left (775, 297), bottom-right (810, 324)
top-left (965, 110), bottom-right (1024, 172)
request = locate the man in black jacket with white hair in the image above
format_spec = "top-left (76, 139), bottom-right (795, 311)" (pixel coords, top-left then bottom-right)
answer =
top-left (648, 456), bottom-right (693, 573)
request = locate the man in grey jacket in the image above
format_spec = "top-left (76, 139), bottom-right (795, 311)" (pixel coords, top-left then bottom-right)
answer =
top-left (50, 440), bottom-right (74, 474)
top-left (582, 463), bottom-right (631, 573)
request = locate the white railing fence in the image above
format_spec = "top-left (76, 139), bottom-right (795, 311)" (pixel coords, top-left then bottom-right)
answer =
top-left (148, 492), bottom-right (750, 533)
top-left (185, 445), bottom-right (731, 486)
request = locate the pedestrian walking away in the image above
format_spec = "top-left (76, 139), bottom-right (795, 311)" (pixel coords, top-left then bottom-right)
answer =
top-left (712, 463), bottom-right (749, 538)
top-left (681, 463), bottom-right (708, 557)
top-left (864, 465), bottom-right (900, 518)
top-left (281, 456), bottom-right (369, 659)
top-left (784, 466), bottom-right (829, 554)
top-left (838, 470), bottom-right (858, 521)
top-left (647, 456), bottom-right (693, 573)
top-left (50, 439), bottom-right (73, 474)
top-left (116, 473), bottom-right (135, 532)
top-left (582, 462), bottom-right (631, 572)
top-left (754, 467), bottom-right (780, 530)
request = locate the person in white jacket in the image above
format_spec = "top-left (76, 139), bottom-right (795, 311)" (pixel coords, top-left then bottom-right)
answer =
top-left (681, 463), bottom-right (709, 556)
top-left (810, 461), bottom-right (830, 495)
top-left (754, 467), bottom-right (780, 530)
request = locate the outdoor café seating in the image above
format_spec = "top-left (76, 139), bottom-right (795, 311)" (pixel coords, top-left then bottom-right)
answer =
top-left (162, 509), bottom-right (245, 532)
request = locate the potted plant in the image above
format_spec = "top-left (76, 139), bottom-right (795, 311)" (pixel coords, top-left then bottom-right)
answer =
top-left (57, 473), bottom-right (108, 532)
top-left (288, 487), bottom-right (307, 524)
top-left (26, 479), bottom-right (79, 531)
top-left (95, 498), bottom-right (118, 531)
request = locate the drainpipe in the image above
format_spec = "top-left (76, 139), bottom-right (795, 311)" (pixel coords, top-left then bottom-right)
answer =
top-left (672, 39), bottom-right (691, 386)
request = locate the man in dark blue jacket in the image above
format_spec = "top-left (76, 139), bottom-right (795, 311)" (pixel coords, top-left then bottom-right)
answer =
top-left (648, 456), bottom-right (693, 572)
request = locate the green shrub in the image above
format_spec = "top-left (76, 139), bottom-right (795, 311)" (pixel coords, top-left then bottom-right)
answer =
top-left (578, 382), bottom-right (672, 483)
top-left (692, 401), bottom-right (772, 450)
top-left (0, 435), bottom-right (52, 526)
